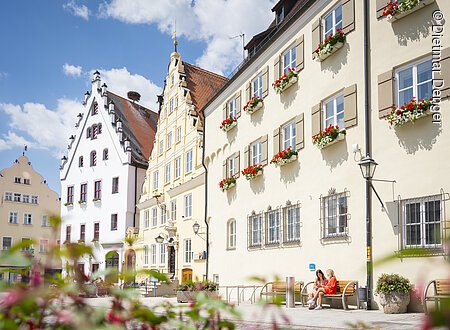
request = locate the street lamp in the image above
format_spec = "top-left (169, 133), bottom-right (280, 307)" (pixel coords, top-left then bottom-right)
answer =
top-left (155, 234), bottom-right (164, 244)
top-left (358, 155), bottom-right (378, 180)
top-left (192, 221), bottom-right (200, 235)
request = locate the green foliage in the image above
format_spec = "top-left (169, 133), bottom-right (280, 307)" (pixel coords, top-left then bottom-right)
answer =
top-left (375, 273), bottom-right (412, 294)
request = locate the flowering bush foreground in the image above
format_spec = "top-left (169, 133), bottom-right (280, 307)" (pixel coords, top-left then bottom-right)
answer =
top-left (272, 68), bottom-right (298, 94)
top-left (314, 29), bottom-right (345, 59)
top-left (386, 98), bottom-right (432, 127)
top-left (312, 125), bottom-right (345, 149)
top-left (382, 0), bottom-right (421, 19)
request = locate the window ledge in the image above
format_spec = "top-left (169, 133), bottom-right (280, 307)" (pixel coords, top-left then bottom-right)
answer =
top-left (387, 0), bottom-right (435, 23)
top-left (396, 248), bottom-right (444, 258)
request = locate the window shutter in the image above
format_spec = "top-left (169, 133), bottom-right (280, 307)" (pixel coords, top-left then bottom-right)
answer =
top-left (223, 160), bottom-right (227, 179)
top-left (274, 56), bottom-right (281, 81)
top-left (311, 18), bottom-right (321, 60)
top-left (342, 0), bottom-right (355, 34)
top-left (246, 83), bottom-right (251, 102)
top-left (261, 135), bottom-right (268, 166)
top-left (378, 70), bottom-right (394, 118)
top-left (262, 66), bottom-right (269, 98)
top-left (437, 47), bottom-right (450, 100)
top-left (244, 145), bottom-right (250, 169)
top-left (235, 151), bottom-right (240, 178)
top-left (223, 103), bottom-right (227, 120)
top-left (344, 84), bottom-right (358, 128)
top-left (311, 103), bottom-right (322, 137)
top-left (376, 0), bottom-right (387, 19)
top-left (295, 113), bottom-right (305, 150)
top-left (236, 91), bottom-right (242, 118)
top-left (295, 35), bottom-right (305, 71)
top-left (273, 128), bottom-right (281, 155)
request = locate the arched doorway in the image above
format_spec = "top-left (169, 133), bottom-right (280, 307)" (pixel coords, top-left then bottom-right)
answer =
top-left (105, 251), bottom-right (119, 283)
top-left (181, 268), bottom-right (192, 283)
top-left (124, 249), bottom-right (136, 285)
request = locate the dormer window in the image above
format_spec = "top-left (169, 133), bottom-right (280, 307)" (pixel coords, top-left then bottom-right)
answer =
top-left (276, 6), bottom-right (285, 25)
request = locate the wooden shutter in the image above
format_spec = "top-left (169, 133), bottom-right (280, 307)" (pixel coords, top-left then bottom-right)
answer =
top-left (273, 128), bottom-right (281, 155)
top-left (236, 91), bottom-right (242, 118)
top-left (378, 70), bottom-right (394, 118)
top-left (223, 103), bottom-right (227, 120)
top-left (438, 47), bottom-right (450, 100)
top-left (262, 66), bottom-right (269, 98)
top-left (235, 151), bottom-right (240, 178)
top-left (274, 56), bottom-right (281, 81)
top-left (342, 0), bottom-right (355, 34)
top-left (295, 114), bottom-right (305, 150)
top-left (295, 35), bottom-right (305, 71)
top-left (311, 18), bottom-right (321, 60)
top-left (223, 160), bottom-right (227, 179)
top-left (376, 0), bottom-right (387, 19)
top-left (261, 135), bottom-right (268, 166)
top-left (244, 145), bottom-right (250, 169)
top-left (246, 83), bottom-right (251, 102)
top-left (344, 84), bottom-right (358, 128)
top-left (311, 103), bottom-right (322, 137)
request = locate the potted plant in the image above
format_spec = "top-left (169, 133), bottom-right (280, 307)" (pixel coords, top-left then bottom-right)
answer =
top-left (376, 273), bottom-right (412, 314)
top-left (220, 116), bottom-right (237, 132)
top-left (241, 164), bottom-right (263, 180)
top-left (386, 98), bottom-right (432, 128)
top-left (313, 125), bottom-right (346, 149)
top-left (244, 96), bottom-right (264, 114)
top-left (219, 177), bottom-right (236, 191)
top-left (176, 281), bottom-right (219, 303)
top-left (272, 68), bottom-right (298, 94)
top-left (270, 147), bottom-right (298, 167)
top-left (314, 29), bottom-right (346, 61)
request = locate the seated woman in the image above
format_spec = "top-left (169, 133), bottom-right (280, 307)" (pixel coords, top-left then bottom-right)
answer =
top-left (307, 269), bottom-right (337, 310)
top-left (308, 269), bottom-right (328, 309)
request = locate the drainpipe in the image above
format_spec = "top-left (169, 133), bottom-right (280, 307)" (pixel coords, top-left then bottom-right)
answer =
top-left (200, 110), bottom-right (209, 280)
top-left (133, 165), bottom-right (138, 228)
top-left (363, 0), bottom-right (373, 310)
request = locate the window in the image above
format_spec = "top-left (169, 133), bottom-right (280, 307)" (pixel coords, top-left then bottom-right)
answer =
top-left (282, 121), bottom-right (296, 150)
top-left (112, 177), bottom-right (119, 194)
top-left (5, 192), bottom-right (12, 201)
top-left (90, 151), bottom-right (97, 166)
top-left (14, 177), bottom-right (21, 184)
top-left (175, 157), bottom-right (181, 179)
top-left (144, 210), bottom-right (150, 228)
top-left (323, 193), bottom-right (348, 238)
top-left (144, 245), bottom-right (149, 265)
top-left (79, 156), bottom-right (84, 167)
top-left (176, 126), bottom-right (182, 142)
top-left (80, 183), bottom-right (87, 202)
top-left (42, 215), bottom-right (50, 227)
top-left (184, 238), bottom-right (193, 264)
top-left (22, 195), bottom-right (30, 203)
top-left (67, 186), bottom-right (74, 204)
top-left (251, 141), bottom-right (262, 165)
top-left (228, 157), bottom-right (236, 179)
top-left (160, 206), bottom-right (167, 225)
top-left (396, 58), bottom-right (432, 106)
top-left (23, 178), bottom-right (30, 185)
top-left (31, 196), bottom-right (38, 204)
top-left (184, 194), bottom-right (192, 218)
top-left (282, 45), bottom-right (296, 74)
top-left (402, 195), bottom-right (442, 249)
top-left (111, 214), bottom-right (118, 231)
top-left (284, 203), bottom-right (301, 243)
top-left (38, 239), bottom-right (48, 253)
top-left (94, 180), bottom-right (101, 200)
top-left (170, 200), bottom-right (177, 221)
top-left (8, 212), bottom-right (18, 224)
top-left (228, 97), bottom-right (237, 118)
top-left (266, 209), bottom-right (281, 245)
top-left (323, 4), bottom-right (342, 41)
top-left (167, 132), bottom-right (173, 149)
top-left (324, 94), bottom-right (344, 129)
top-left (22, 238), bottom-right (32, 252)
top-left (159, 140), bottom-right (163, 154)
top-left (169, 98), bottom-right (174, 113)
top-left (227, 219), bottom-right (236, 249)
top-left (171, 74), bottom-right (175, 86)
top-left (80, 224), bottom-right (86, 242)
top-left (23, 213), bottom-right (32, 225)
top-left (151, 244), bottom-right (157, 265)
top-left (153, 171), bottom-right (159, 191)
top-left (86, 127), bottom-right (92, 139)
top-left (2, 237), bottom-right (12, 250)
top-left (92, 102), bottom-right (98, 115)
top-left (160, 244), bottom-right (166, 264)
top-left (98, 123), bottom-right (102, 134)
top-left (92, 124), bottom-right (99, 139)
top-left (186, 150), bottom-right (193, 173)
top-left (151, 207), bottom-right (158, 227)
top-left (103, 148), bottom-right (109, 160)
top-left (252, 74), bottom-right (263, 98)
top-left (249, 213), bottom-right (263, 247)
top-left (165, 163), bottom-right (171, 183)
top-left (93, 223), bottom-right (100, 241)
top-left (14, 193), bottom-right (21, 202)
top-left (66, 225), bottom-right (71, 242)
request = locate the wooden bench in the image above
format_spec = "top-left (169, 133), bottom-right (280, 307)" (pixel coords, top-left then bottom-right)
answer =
top-left (423, 279), bottom-right (450, 313)
top-left (301, 280), bottom-right (360, 310)
top-left (260, 281), bottom-right (303, 303)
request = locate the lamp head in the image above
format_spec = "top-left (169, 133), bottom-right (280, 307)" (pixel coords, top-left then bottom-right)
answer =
top-left (358, 155), bottom-right (378, 180)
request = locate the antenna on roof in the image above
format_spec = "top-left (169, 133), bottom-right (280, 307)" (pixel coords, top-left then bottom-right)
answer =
top-left (230, 33), bottom-right (245, 60)
top-left (171, 20), bottom-right (178, 52)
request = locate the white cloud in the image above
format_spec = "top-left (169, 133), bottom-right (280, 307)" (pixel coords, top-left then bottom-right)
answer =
top-left (0, 72), bottom-right (8, 80)
top-left (64, 0), bottom-right (90, 20)
top-left (99, 0), bottom-right (275, 75)
top-left (0, 131), bottom-right (32, 152)
top-left (98, 67), bottom-right (162, 111)
top-left (63, 63), bottom-right (82, 77)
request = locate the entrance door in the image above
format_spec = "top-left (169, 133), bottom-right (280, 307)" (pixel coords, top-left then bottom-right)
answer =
top-left (181, 268), bottom-right (193, 283)
top-left (168, 246), bottom-right (175, 274)
top-left (105, 251), bottom-right (119, 283)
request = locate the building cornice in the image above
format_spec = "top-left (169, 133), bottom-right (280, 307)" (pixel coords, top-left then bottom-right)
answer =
top-left (166, 173), bottom-right (205, 198)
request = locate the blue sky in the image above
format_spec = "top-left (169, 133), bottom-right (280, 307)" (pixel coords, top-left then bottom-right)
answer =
top-left (0, 0), bottom-right (275, 194)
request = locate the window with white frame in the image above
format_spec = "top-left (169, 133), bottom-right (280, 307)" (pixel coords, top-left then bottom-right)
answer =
top-left (282, 121), bottom-right (296, 150)
top-left (252, 74), bottom-right (263, 98)
top-left (159, 140), bottom-right (163, 154)
top-left (39, 239), bottom-right (49, 253)
top-left (2, 237), bottom-right (12, 250)
top-left (112, 177), bottom-right (119, 194)
top-left (282, 45), bottom-right (296, 74)
top-left (175, 156), bottom-right (181, 178)
top-left (5, 192), bottom-right (12, 201)
top-left (159, 244), bottom-right (166, 264)
top-left (228, 157), bottom-right (236, 178)
top-left (23, 213), bottom-right (32, 225)
top-left (396, 58), bottom-right (432, 106)
top-left (249, 213), bottom-right (263, 247)
top-left (143, 245), bottom-right (149, 265)
top-left (80, 183), bottom-right (87, 203)
top-left (160, 205), bottom-right (166, 225)
top-left (402, 195), bottom-right (442, 249)
top-left (186, 150), bottom-right (193, 173)
top-left (228, 97), bottom-right (237, 118)
top-left (23, 178), bottom-right (30, 185)
top-left (165, 162), bottom-right (171, 183)
top-left (103, 148), bottom-right (109, 160)
top-left (323, 193), bottom-right (348, 237)
top-left (322, 3), bottom-right (342, 41)
top-left (144, 210), bottom-right (150, 228)
top-left (14, 193), bottom-right (21, 202)
top-left (90, 150), bottom-right (97, 166)
top-left (170, 200), bottom-right (177, 221)
top-left (167, 132), bottom-right (173, 149)
top-left (266, 209), bottom-right (281, 245)
top-left (94, 180), bottom-right (101, 200)
top-left (9, 212), bottom-right (18, 224)
top-left (184, 238), bottom-right (193, 264)
top-left (284, 203), bottom-right (300, 242)
top-left (31, 196), bottom-right (38, 204)
top-left (184, 194), bottom-right (192, 218)
top-left (151, 207), bottom-right (158, 227)
top-left (153, 171), bottom-right (159, 191)
top-left (151, 244), bottom-right (157, 265)
top-left (22, 195), bottom-right (30, 203)
top-left (176, 126), bottom-right (182, 142)
top-left (42, 215), bottom-right (50, 227)
top-left (14, 177), bottom-right (21, 184)
top-left (169, 98), bottom-right (174, 113)
top-left (227, 219), bottom-right (236, 249)
top-left (79, 156), bottom-right (84, 167)
top-left (251, 141), bottom-right (262, 165)
top-left (324, 94), bottom-right (344, 129)
top-left (111, 214), bottom-right (118, 231)
top-left (67, 186), bottom-right (74, 204)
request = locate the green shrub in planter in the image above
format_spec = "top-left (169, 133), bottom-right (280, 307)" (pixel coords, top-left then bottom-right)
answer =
top-left (376, 273), bottom-right (412, 314)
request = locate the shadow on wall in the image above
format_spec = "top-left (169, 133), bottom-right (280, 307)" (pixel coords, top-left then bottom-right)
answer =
top-left (394, 117), bottom-right (441, 154)
top-left (226, 186), bottom-right (237, 205)
top-left (250, 105), bottom-right (264, 126)
top-left (279, 160), bottom-right (300, 184)
top-left (226, 125), bottom-right (238, 144)
top-left (321, 43), bottom-right (349, 77)
top-left (250, 174), bottom-right (265, 195)
top-left (281, 81), bottom-right (299, 110)
top-left (321, 140), bottom-right (349, 169)
top-left (385, 201), bottom-right (400, 236)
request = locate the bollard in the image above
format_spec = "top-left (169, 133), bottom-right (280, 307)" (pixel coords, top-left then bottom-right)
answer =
top-left (286, 276), bottom-right (295, 308)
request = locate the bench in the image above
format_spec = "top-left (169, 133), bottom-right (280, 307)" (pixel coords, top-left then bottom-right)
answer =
top-left (260, 281), bottom-right (303, 303)
top-left (301, 280), bottom-right (360, 310)
top-left (423, 279), bottom-right (450, 313)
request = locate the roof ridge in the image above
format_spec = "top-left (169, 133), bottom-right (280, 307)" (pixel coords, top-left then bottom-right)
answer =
top-left (107, 91), bottom-right (154, 112)
top-left (182, 61), bottom-right (228, 81)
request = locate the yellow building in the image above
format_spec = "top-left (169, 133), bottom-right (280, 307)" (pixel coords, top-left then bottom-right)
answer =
top-left (0, 154), bottom-right (61, 283)
top-left (133, 50), bottom-right (227, 283)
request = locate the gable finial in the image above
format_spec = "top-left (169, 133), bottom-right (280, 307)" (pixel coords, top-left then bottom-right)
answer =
top-left (171, 20), bottom-right (178, 52)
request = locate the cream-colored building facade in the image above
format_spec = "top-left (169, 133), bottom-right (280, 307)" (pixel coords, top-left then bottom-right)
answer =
top-left (134, 51), bottom-right (227, 282)
top-left (0, 154), bottom-right (61, 282)
top-left (203, 0), bottom-right (450, 306)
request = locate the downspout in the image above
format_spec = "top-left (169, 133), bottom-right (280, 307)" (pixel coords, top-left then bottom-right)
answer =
top-left (133, 165), bottom-right (138, 228)
top-left (200, 109), bottom-right (209, 280)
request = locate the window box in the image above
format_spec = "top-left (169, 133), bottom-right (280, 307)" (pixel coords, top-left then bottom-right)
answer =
top-left (386, 98), bottom-right (432, 128)
top-left (219, 177), bottom-right (236, 192)
top-left (313, 125), bottom-right (346, 149)
top-left (272, 69), bottom-right (298, 94)
top-left (78, 200), bottom-right (86, 205)
top-left (384, 0), bottom-right (434, 22)
top-left (241, 165), bottom-right (263, 181)
top-left (314, 30), bottom-right (345, 62)
top-left (244, 96), bottom-right (264, 114)
top-left (270, 147), bottom-right (298, 167)
top-left (64, 202), bottom-right (73, 207)
top-left (220, 117), bottom-right (237, 132)
top-left (92, 198), bottom-right (101, 203)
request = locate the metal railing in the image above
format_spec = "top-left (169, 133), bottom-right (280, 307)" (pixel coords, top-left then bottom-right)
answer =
top-left (219, 285), bottom-right (264, 305)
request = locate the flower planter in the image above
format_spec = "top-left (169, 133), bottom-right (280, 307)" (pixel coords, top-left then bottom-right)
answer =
top-left (273, 69), bottom-right (298, 94)
top-left (222, 120), bottom-right (237, 132)
top-left (64, 202), bottom-right (73, 207)
top-left (246, 101), bottom-right (264, 114)
top-left (245, 170), bottom-right (262, 180)
top-left (275, 154), bottom-right (297, 167)
top-left (222, 182), bottom-right (235, 191)
top-left (279, 76), bottom-right (297, 94)
top-left (177, 291), bottom-right (219, 303)
top-left (318, 133), bottom-right (345, 149)
top-left (379, 292), bottom-right (410, 314)
top-left (387, 0), bottom-right (434, 22)
top-left (316, 41), bottom-right (344, 62)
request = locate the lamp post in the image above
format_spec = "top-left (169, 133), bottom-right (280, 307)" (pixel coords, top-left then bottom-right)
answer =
top-left (358, 155), bottom-right (378, 310)
top-left (155, 235), bottom-right (164, 244)
top-left (192, 221), bottom-right (200, 235)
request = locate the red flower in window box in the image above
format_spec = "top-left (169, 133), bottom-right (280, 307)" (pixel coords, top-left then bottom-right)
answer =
top-left (312, 125), bottom-right (346, 149)
top-left (272, 68), bottom-right (298, 94)
top-left (314, 29), bottom-right (346, 61)
top-left (386, 98), bottom-right (433, 127)
top-left (270, 147), bottom-right (298, 166)
top-left (220, 116), bottom-right (237, 132)
top-left (382, 1), bottom-right (399, 17)
top-left (244, 96), bottom-right (264, 114)
top-left (219, 177), bottom-right (236, 191)
top-left (241, 164), bottom-right (263, 180)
